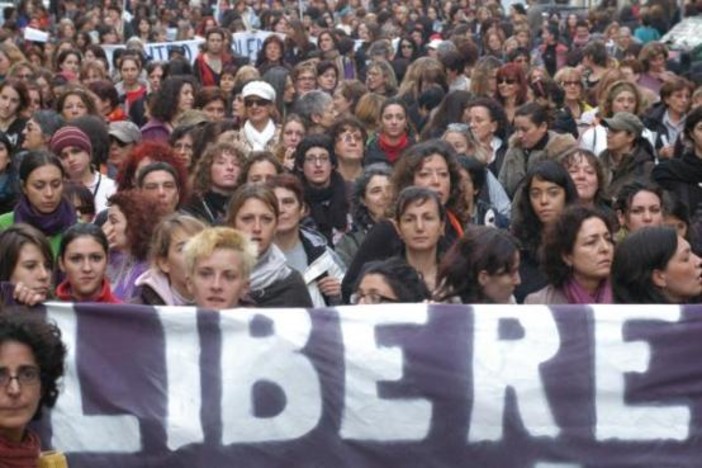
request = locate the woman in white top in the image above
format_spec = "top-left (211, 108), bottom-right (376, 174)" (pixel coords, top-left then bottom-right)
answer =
top-left (49, 125), bottom-right (116, 213)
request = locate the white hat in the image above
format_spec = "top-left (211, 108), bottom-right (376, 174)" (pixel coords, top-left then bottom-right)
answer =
top-left (427, 39), bottom-right (443, 50)
top-left (242, 81), bottom-right (276, 102)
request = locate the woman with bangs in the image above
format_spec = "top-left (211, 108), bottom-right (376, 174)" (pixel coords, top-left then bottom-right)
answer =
top-left (511, 160), bottom-right (579, 302)
top-left (554, 67), bottom-right (593, 136)
top-left (183, 142), bottom-right (247, 225)
top-left (580, 80), bottom-right (655, 156)
top-left (135, 214), bottom-right (207, 306)
top-left (434, 226), bottom-right (521, 304)
top-left (341, 139), bottom-right (466, 301)
top-left (494, 63), bottom-right (528, 124)
top-left (0, 224), bottom-right (53, 306)
top-left (0, 79), bottom-right (30, 149)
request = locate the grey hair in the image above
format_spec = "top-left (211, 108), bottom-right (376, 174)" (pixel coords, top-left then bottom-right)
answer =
top-left (294, 90), bottom-right (333, 123)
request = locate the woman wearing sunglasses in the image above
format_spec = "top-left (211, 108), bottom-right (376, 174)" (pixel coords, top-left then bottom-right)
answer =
top-left (494, 63), bottom-right (528, 124)
top-left (230, 80), bottom-right (281, 154)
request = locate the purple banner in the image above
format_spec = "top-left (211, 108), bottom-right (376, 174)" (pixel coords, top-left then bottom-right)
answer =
top-left (33, 303), bottom-right (702, 467)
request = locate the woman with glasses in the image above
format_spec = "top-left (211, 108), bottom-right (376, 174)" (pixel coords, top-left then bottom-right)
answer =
top-left (365, 60), bottom-right (397, 98)
top-left (554, 67), bottom-right (593, 136)
top-left (351, 257), bottom-right (430, 305)
top-left (293, 134), bottom-right (349, 245)
top-left (0, 312), bottom-right (66, 464)
top-left (330, 117), bottom-right (367, 191)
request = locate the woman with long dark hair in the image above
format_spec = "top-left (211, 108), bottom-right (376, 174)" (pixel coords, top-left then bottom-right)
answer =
top-left (511, 160), bottom-right (578, 302)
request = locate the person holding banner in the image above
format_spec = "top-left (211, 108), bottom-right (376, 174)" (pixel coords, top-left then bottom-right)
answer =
top-left (351, 257), bottom-right (431, 304)
top-left (0, 311), bottom-right (67, 465)
top-left (183, 226), bottom-right (258, 309)
top-left (0, 224), bottom-right (53, 306)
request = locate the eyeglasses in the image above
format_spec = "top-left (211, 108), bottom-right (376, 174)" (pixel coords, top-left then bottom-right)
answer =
top-left (110, 138), bottom-right (129, 148)
top-left (0, 367), bottom-right (41, 387)
top-left (304, 155), bottom-right (331, 164)
top-left (244, 98), bottom-right (271, 108)
top-left (498, 78), bottom-right (517, 85)
top-left (561, 80), bottom-right (582, 87)
top-left (350, 291), bottom-right (398, 305)
top-left (341, 132), bottom-right (363, 143)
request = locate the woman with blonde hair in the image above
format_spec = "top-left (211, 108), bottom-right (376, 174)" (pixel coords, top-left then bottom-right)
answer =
top-left (469, 56), bottom-right (502, 98)
top-left (580, 80), bottom-right (654, 156)
top-left (135, 213), bottom-right (207, 305)
top-left (365, 59), bottom-right (397, 97)
top-left (354, 92), bottom-right (387, 134)
top-left (554, 67), bottom-right (593, 135)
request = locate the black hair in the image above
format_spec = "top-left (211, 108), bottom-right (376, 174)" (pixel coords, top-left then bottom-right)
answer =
top-left (0, 311), bottom-right (67, 420)
top-left (456, 155), bottom-right (487, 194)
top-left (293, 133), bottom-right (336, 171)
top-left (19, 150), bottom-right (65, 183)
top-left (354, 257), bottom-right (431, 303)
top-left (611, 226), bottom-right (678, 303)
top-left (58, 223), bottom-right (109, 259)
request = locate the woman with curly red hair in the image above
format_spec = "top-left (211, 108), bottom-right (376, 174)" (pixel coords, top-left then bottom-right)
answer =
top-left (102, 189), bottom-right (167, 301)
top-left (116, 140), bottom-right (188, 193)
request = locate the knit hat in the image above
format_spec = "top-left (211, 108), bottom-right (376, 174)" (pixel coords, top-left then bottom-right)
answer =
top-left (50, 125), bottom-right (93, 156)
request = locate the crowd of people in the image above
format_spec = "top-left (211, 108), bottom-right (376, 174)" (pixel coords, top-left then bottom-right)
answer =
top-left (2, 0), bottom-right (702, 461)
top-left (0, 0), bottom-right (698, 314)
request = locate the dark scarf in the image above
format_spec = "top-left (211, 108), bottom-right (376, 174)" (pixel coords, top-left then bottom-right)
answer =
top-left (378, 133), bottom-right (410, 164)
top-left (203, 190), bottom-right (231, 223)
top-left (304, 171), bottom-right (349, 244)
top-left (0, 430), bottom-right (41, 468)
top-left (14, 194), bottom-right (76, 237)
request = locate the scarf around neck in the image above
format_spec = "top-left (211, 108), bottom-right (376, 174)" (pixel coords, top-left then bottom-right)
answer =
top-left (563, 277), bottom-right (613, 304)
top-left (378, 133), bottom-right (409, 164)
top-left (249, 244), bottom-right (291, 292)
top-left (0, 429), bottom-right (41, 468)
top-left (243, 119), bottom-right (276, 151)
top-left (14, 194), bottom-right (76, 237)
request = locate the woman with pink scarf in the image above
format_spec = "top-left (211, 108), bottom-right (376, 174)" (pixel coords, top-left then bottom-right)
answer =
top-left (525, 206), bottom-right (614, 304)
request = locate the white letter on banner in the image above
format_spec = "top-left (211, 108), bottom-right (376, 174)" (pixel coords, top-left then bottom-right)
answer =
top-left (338, 304), bottom-right (431, 441)
top-left (47, 303), bottom-right (141, 453)
top-left (593, 305), bottom-right (690, 441)
top-left (469, 305), bottom-right (561, 442)
top-left (220, 308), bottom-right (321, 443)
top-left (155, 306), bottom-right (204, 450)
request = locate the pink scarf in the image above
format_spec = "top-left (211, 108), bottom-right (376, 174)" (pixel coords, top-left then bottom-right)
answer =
top-left (563, 278), bottom-right (613, 304)
top-left (0, 430), bottom-right (41, 467)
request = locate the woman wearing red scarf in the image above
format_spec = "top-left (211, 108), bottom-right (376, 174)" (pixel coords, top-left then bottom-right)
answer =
top-left (55, 224), bottom-right (121, 304)
top-left (364, 98), bottom-right (415, 166)
top-left (0, 312), bottom-right (67, 467)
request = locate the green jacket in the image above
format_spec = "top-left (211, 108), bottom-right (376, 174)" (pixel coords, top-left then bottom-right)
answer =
top-left (0, 211), bottom-right (64, 257)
